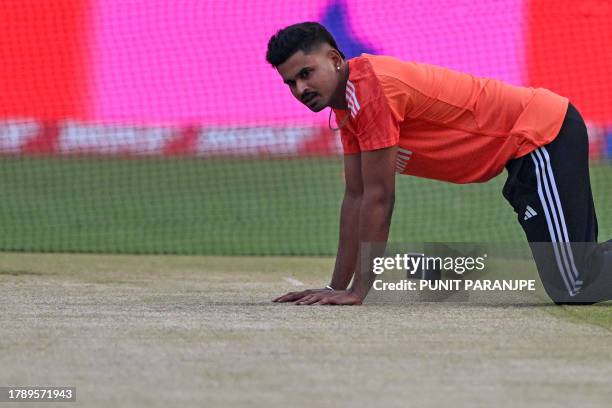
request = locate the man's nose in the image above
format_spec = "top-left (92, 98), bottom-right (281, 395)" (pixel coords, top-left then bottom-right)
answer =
top-left (297, 81), bottom-right (309, 99)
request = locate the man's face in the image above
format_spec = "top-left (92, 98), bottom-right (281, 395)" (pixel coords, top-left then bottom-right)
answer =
top-left (276, 46), bottom-right (340, 112)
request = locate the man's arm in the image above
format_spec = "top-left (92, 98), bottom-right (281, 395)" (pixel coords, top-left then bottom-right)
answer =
top-left (329, 153), bottom-right (363, 290)
top-left (272, 154), bottom-right (363, 302)
top-left (296, 145), bottom-right (397, 305)
top-left (348, 145), bottom-right (396, 299)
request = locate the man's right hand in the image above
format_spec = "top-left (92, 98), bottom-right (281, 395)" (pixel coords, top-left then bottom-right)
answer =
top-left (272, 288), bottom-right (331, 303)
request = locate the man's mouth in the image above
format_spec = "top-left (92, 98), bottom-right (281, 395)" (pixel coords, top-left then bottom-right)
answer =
top-left (302, 94), bottom-right (317, 105)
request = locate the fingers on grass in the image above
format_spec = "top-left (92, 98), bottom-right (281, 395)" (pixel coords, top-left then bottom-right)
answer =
top-left (296, 295), bottom-right (318, 305)
top-left (273, 294), bottom-right (290, 302)
top-left (284, 291), bottom-right (306, 301)
top-left (295, 297), bottom-right (310, 305)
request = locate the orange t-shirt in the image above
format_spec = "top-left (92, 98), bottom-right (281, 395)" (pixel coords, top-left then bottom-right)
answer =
top-left (332, 53), bottom-right (569, 184)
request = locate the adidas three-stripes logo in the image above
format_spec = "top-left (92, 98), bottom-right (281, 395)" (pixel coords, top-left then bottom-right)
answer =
top-left (523, 205), bottom-right (538, 221)
top-left (345, 80), bottom-right (360, 118)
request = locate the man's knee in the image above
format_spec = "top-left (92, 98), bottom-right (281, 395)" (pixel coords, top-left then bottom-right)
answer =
top-left (566, 241), bottom-right (612, 304)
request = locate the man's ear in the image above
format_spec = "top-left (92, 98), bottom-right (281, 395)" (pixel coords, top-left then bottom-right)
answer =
top-left (327, 49), bottom-right (343, 68)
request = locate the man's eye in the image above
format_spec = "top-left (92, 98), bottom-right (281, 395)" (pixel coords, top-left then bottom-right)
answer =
top-left (300, 71), bottom-right (310, 78)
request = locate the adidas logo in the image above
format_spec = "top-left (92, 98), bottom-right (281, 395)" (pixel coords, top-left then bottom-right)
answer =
top-left (523, 205), bottom-right (538, 221)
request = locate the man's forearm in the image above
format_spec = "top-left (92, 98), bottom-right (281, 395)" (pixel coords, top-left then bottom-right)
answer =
top-left (349, 192), bottom-right (394, 298)
top-left (329, 191), bottom-right (362, 290)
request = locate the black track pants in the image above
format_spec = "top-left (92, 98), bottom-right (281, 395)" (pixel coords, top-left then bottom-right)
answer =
top-left (502, 102), bottom-right (612, 304)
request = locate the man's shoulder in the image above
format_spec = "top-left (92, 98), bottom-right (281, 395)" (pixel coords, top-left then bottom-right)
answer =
top-left (350, 54), bottom-right (418, 98)
top-left (355, 53), bottom-right (417, 79)
top-left (348, 55), bottom-right (391, 104)
top-left (347, 54), bottom-right (412, 122)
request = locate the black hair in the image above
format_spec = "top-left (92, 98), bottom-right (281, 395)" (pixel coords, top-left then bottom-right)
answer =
top-left (266, 22), bottom-right (345, 67)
